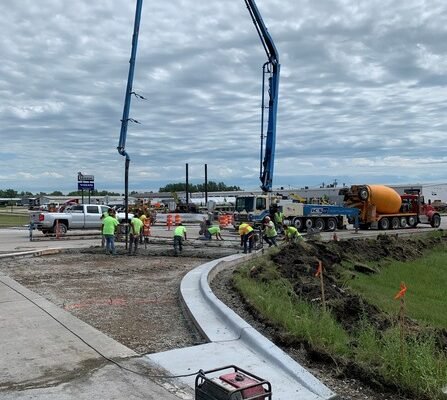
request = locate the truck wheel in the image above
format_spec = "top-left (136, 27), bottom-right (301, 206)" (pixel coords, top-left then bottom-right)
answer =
top-left (391, 217), bottom-right (399, 229)
top-left (41, 229), bottom-right (50, 235)
top-left (431, 214), bottom-right (441, 228)
top-left (359, 223), bottom-right (370, 230)
top-left (55, 222), bottom-right (67, 235)
top-left (293, 217), bottom-right (303, 231)
top-left (314, 218), bottom-right (325, 231)
top-left (379, 218), bottom-right (390, 230)
top-left (399, 217), bottom-right (407, 228)
top-left (305, 218), bottom-right (313, 230)
top-left (359, 188), bottom-right (369, 200)
top-left (407, 216), bottom-right (417, 227)
top-left (326, 218), bottom-right (337, 232)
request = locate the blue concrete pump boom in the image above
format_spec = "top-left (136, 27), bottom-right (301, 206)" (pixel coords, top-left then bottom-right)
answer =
top-left (117, 0), bottom-right (143, 247)
top-left (244, 0), bottom-right (280, 193)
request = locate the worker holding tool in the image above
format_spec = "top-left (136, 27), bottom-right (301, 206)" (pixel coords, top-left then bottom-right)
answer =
top-left (239, 222), bottom-right (254, 254)
top-left (263, 216), bottom-right (278, 247)
top-left (173, 222), bottom-right (187, 256)
top-left (283, 224), bottom-right (302, 244)
top-left (129, 212), bottom-right (144, 255)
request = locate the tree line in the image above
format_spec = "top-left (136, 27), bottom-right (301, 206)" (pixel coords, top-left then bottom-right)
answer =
top-left (0, 189), bottom-right (121, 197)
top-left (0, 181), bottom-right (240, 198)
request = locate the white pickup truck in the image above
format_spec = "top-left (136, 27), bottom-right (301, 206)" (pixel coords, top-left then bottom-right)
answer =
top-left (29, 204), bottom-right (132, 235)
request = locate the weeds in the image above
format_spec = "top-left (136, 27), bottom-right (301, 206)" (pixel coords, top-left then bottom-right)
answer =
top-left (234, 243), bottom-right (447, 399)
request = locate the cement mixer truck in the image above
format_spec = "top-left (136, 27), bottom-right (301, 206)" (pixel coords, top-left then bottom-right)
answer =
top-left (339, 185), bottom-right (441, 230)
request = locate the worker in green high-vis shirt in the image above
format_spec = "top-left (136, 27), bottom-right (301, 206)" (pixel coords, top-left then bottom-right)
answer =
top-left (173, 222), bottom-right (187, 256)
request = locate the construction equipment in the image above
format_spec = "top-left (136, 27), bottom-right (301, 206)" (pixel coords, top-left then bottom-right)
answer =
top-left (195, 365), bottom-right (272, 400)
top-left (340, 184), bottom-right (441, 230)
top-left (244, 0), bottom-right (280, 193)
top-left (233, 193), bottom-right (359, 232)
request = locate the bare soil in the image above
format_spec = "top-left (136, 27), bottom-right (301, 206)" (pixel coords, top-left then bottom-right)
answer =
top-left (0, 243), bottom-right (237, 354)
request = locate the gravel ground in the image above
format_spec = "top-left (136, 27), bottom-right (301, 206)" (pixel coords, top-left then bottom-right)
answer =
top-left (0, 241), bottom-right (413, 400)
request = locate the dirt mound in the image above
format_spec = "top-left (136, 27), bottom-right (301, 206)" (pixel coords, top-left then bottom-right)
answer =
top-left (269, 235), bottom-right (443, 334)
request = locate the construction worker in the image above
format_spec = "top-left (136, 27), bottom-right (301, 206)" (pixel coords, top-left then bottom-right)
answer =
top-left (273, 207), bottom-right (284, 233)
top-left (205, 225), bottom-right (224, 240)
top-left (173, 222), bottom-right (187, 256)
top-left (129, 212), bottom-right (144, 255)
top-left (138, 211), bottom-right (147, 243)
top-left (100, 208), bottom-right (110, 248)
top-left (283, 224), bottom-right (303, 244)
top-left (263, 216), bottom-right (278, 247)
top-left (102, 209), bottom-right (119, 255)
top-left (238, 222), bottom-right (254, 254)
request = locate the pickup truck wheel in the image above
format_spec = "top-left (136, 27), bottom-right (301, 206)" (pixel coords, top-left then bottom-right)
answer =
top-left (41, 229), bottom-right (50, 235)
top-left (54, 222), bottom-right (67, 235)
top-left (379, 218), bottom-right (390, 230)
top-left (431, 214), bottom-right (441, 228)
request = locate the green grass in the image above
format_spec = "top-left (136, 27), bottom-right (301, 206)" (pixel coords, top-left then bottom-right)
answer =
top-left (234, 244), bottom-right (447, 399)
top-left (0, 214), bottom-right (29, 227)
top-left (346, 245), bottom-right (447, 329)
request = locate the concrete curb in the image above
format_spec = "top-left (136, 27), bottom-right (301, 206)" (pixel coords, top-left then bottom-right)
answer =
top-left (180, 251), bottom-right (338, 400)
top-left (0, 248), bottom-right (62, 259)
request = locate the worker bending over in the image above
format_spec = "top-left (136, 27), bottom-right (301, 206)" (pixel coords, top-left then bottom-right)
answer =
top-left (283, 224), bottom-right (303, 244)
top-left (239, 222), bottom-right (254, 254)
top-left (263, 216), bottom-right (278, 247)
top-left (205, 225), bottom-right (224, 240)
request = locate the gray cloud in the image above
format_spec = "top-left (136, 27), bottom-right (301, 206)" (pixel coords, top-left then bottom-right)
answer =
top-left (1, 0), bottom-right (447, 193)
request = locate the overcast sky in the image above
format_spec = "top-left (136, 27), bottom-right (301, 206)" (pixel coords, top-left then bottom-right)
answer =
top-left (1, 0), bottom-right (447, 194)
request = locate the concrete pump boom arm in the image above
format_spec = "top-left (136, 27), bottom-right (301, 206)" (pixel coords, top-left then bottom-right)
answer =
top-left (244, 0), bottom-right (280, 193)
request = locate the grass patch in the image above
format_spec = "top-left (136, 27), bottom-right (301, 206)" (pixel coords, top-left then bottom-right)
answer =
top-left (233, 243), bottom-right (447, 399)
top-left (233, 256), bottom-right (351, 355)
top-left (347, 244), bottom-right (447, 329)
top-left (0, 214), bottom-right (29, 227)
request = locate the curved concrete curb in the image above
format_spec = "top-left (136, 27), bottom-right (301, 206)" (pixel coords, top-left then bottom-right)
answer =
top-left (179, 252), bottom-right (338, 400)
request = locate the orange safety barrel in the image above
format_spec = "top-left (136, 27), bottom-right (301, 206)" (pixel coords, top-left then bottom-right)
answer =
top-left (166, 214), bottom-right (173, 230)
top-left (143, 219), bottom-right (151, 236)
top-left (218, 215), bottom-right (227, 226)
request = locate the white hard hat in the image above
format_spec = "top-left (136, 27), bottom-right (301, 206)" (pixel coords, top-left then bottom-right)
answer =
top-left (265, 216), bottom-right (270, 220)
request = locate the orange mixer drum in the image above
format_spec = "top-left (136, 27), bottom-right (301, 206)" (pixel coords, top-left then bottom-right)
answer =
top-left (368, 185), bottom-right (402, 214)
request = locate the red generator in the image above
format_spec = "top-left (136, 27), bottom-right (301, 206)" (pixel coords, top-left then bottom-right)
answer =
top-left (195, 365), bottom-right (272, 400)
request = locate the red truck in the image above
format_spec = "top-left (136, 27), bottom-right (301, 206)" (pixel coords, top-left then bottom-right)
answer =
top-left (340, 185), bottom-right (441, 230)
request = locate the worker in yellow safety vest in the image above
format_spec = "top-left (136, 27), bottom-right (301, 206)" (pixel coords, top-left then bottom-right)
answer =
top-left (238, 222), bottom-right (254, 254)
top-left (173, 223), bottom-right (187, 256)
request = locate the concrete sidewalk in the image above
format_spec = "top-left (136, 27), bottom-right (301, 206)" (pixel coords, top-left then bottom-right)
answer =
top-left (147, 253), bottom-right (338, 400)
top-left (0, 274), bottom-right (193, 400)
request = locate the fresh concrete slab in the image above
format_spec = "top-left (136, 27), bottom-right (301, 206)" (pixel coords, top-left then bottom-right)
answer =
top-left (0, 274), bottom-right (192, 399)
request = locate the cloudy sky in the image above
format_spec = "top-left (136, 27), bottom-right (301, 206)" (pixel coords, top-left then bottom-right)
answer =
top-left (1, 0), bottom-right (447, 194)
